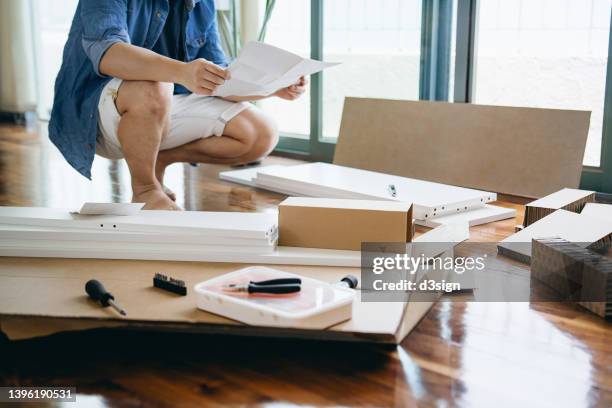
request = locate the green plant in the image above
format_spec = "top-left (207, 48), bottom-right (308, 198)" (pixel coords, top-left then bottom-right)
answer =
top-left (257, 0), bottom-right (276, 42)
top-left (216, 0), bottom-right (241, 58)
top-left (217, 0), bottom-right (277, 59)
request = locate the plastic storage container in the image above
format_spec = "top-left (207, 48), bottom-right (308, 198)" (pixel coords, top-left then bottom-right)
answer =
top-left (194, 266), bottom-right (354, 329)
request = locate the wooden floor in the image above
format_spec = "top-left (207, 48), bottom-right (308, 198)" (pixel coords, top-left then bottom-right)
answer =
top-left (0, 123), bottom-right (610, 407)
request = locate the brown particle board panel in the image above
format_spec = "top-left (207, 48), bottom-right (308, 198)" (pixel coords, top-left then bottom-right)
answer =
top-left (333, 98), bottom-right (590, 198)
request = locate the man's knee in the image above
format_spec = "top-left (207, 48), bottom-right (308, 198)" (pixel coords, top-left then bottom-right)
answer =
top-left (117, 81), bottom-right (173, 120)
top-left (222, 108), bottom-right (278, 160)
top-left (242, 109), bottom-right (279, 161)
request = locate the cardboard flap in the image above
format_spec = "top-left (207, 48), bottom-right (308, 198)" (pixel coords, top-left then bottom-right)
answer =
top-left (0, 258), bottom-right (412, 343)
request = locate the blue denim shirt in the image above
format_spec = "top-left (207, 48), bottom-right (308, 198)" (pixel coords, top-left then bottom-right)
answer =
top-left (49, 0), bottom-right (227, 178)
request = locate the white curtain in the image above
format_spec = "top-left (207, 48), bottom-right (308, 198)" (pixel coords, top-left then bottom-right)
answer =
top-left (0, 0), bottom-right (37, 112)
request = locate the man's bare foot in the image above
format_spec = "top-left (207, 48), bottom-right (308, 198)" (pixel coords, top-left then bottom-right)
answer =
top-left (133, 185), bottom-right (182, 210)
top-left (162, 185), bottom-right (177, 201)
top-left (155, 160), bottom-right (176, 201)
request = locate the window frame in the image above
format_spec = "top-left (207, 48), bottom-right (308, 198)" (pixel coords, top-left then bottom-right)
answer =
top-left (580, 10), bottom-right (612, 193)
top-left (274, 0), bottom-right (335, 161)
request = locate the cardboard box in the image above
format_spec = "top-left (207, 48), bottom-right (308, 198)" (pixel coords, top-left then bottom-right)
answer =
top-left (278, 197), bottom-right (413, 251)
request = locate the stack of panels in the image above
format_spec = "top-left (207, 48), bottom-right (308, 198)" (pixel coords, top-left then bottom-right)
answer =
top-left (0, 207), bottom-right (371, 266)
top-left (253, 162), bottom-right (498, 220)
top-left (0, 207), bottom-right (278, 255)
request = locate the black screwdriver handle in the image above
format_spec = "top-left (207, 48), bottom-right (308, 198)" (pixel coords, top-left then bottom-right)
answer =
top-left (248, 283), bottom-right (301, 294)
top-left (85, 279), bottom-right (115, 306)
top-left (251, 278), bottom-right (302, 286)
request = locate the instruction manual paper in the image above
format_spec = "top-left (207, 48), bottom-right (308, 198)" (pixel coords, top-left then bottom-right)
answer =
top-left (213, 42), bottom-right (339, 97)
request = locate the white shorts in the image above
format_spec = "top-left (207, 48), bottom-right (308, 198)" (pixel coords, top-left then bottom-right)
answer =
top-left (96, 78), bottom-right (250, 159)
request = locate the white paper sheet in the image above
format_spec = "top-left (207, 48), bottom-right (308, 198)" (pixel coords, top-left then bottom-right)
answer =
top-left (213, 42), bottom-right (339, 97)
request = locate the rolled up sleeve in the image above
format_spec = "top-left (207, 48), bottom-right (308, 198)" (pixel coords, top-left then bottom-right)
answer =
top-left (80, 0), bottom-right (130, 77)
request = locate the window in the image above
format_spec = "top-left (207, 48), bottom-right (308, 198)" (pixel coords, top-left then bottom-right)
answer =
top-left (473, 0), bottom-right (611, 168)
top-left (322, 0), bottom-right (422, 139)
top-left (266, 0), bottom-right (423, 158)
top-left (257, 0), bottom-right (311, 139)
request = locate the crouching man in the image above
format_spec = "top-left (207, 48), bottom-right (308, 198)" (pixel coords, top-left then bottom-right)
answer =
top-left (50, 0), bottom-right (306, 209)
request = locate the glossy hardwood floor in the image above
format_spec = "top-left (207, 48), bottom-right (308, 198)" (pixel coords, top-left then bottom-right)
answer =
top-left (0, 123), bottom-right (610, 408)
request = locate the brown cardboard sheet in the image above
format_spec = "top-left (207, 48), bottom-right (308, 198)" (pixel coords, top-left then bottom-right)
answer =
top-left (0, 316), bottom-right (128, 341)
top-left (278, 198), bottom-right (413, 251)
top-left (0, 257), bottom-right (433, 344)
top-left (333, 98), bottom-right (590, 198)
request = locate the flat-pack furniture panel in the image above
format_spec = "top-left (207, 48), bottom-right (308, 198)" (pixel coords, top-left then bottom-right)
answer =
top-left (417, 204), bottom-right (516, 227)
top-left (498, 210), bottom-right (612, 264)
top-left (0, 207), bottom-right (278, 239)
top-left (334, 98), bottom-right (590, 198)
top-left (255, 162), bottom-right (496, 220)
top-left (219, 166), bottom-right (514, 227)
top-left (581, 203), bottom-right (612, 220)
top-left (0, 224), bottom-right (277, 247)
top-left (524, 188), bottom-right (595, 226)
top-left (0, 239), bottom-right (362, 267)
top-left (219, 165), bottom-right (287, 187)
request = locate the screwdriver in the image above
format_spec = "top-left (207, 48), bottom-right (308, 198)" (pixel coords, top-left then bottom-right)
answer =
top-left (85, 279), bottom-right (127, 316)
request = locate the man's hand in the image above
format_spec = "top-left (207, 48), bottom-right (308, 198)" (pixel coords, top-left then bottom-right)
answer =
top-left (179, 58), bottom-right (230, 95)
top-left (274, 76), bottom-right (308, 100)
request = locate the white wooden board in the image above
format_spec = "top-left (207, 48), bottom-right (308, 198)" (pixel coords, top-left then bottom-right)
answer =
top-left (246, 170), bottom-right (510, 227)
top-left (0, 207), bottom-right (277, 239)
top-left (219, 165), bottom-right (288, 187)
top-left (0, 224), bottom-right (277, 247)
top-left (254, 162), bottom-right (496, 220)
top-left (0, 239), bottom-right (360, 266)
top-left (0, 238), bottom-right (275, 254)
top-left (416, 204), bottom-right (516, 227)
